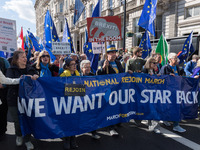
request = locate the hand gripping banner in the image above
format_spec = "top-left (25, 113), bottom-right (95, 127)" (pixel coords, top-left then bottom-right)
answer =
top-left (18, 73), bottom-right (199, 139)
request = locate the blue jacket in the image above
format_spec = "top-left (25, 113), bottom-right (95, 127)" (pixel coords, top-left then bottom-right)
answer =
top-left (184, 60), bottom-right (196, 76)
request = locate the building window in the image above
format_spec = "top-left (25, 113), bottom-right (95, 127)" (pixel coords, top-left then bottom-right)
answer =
top-left (186, 6), bottom-right (200, 18)
top-left (109, 0), bottom-right (113, 9)
top-left (132, 18), bottom-right (145, 46)
top-left (100, 0), bottom-right (103, 12)
top-left (60, 2), bottom-right (63, 13)
top-left (71, 16), bottom-right (73, 27)
top-left (66, 0), bottom-right (68, 9)
top-left (90, 4), bottom-right (94, 16)
top-left (60, 21), bottom-right (63, 32)
top-left (83, 8), bottom-right (86, 19)
top-left (155, 15), bottom-right (162, 39)
top-left (55, 4), bottom-right (57, 13)
top-left (119, 0), bottom-right (124, 6)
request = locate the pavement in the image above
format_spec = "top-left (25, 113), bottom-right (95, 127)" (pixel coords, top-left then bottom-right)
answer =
top-left (0, 117), bottom-right (200, 150)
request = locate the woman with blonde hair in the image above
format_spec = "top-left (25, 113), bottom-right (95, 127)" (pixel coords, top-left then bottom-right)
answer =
top-left (142, 57), bottom-right (161, 134)
top-left (142, 57), bottom-right (158, 75)
top-left (32, 50), bottom-right (61, 77)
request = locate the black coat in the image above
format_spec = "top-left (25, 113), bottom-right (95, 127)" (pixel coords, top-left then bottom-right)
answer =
top-left (159, 64), bottom-right (182, 76)
top-left (141, 68), bottom-right (156, 75)
top-left (6, 65), bottom-right (37, 106)
top-left (31, 63), bottom-right (59, 77)
top-left (97, 60), bottom-right (124, 75)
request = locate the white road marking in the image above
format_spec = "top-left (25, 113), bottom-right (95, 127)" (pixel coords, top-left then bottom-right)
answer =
top-left (160, 127), bottom-right (200, 150)
top-left (139, 121), bottom-right (200, 150)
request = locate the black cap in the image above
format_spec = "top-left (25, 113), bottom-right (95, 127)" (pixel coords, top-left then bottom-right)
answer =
top-left (63, 58), bottom-right (74, 69)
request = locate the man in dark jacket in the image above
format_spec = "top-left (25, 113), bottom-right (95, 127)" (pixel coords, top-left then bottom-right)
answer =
top-left (96, 45), bottom-right (124, 136)
top-left (97, 45), bottom-right (124, 75)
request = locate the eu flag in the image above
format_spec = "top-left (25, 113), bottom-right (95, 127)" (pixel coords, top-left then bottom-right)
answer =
top-left (83, 29), bottom-right (93, 61)
top-left (0, 51), bottom-right (6, 58)
top-left (90, 0), bottom-right (101, 73)
top-left (73, 0), bottom-right (85, 25)
top-left (27, 31), bottom-right (41, 52)
top-left (139, 30), bottom-right (152, 59)
top-left (62, 18), bottom-right (75, 53)
top-left (92, 0), bottom-right (101, 17)
top-left (177, 31), bottom-right (194, 64)
top-left (24, 35), bottom-right (32, 61)
top-left (24, 35), bottom-right (29, 50)
top-left (44, 10), bottom-right (60, 49)
top-left (44, 10), bottom-right (59, 62)
top-left (138, 0), bottom-right (158, 36)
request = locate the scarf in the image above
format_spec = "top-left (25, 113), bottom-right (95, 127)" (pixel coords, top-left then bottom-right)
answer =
top-left (40, 63), bottom-right (52, 77)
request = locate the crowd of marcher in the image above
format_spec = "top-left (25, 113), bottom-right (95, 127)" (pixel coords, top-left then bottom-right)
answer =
top-left (0, 45), bottom-right (199, 150)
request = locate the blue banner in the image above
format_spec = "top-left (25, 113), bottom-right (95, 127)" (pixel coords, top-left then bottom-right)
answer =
top-left (18, 73), bottom-right (199, 139)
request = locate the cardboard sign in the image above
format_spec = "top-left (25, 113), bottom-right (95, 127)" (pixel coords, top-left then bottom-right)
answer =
top-left (0, 17), bottom-right (17, 53)
top-left (52, 42), bottom-right (71, 55)
top-left (92, 42), bottom-right (105, 54)
top-left (87, 16), bottom-right (121, 42)
top-left (65, 84), bottom-right (86, 96)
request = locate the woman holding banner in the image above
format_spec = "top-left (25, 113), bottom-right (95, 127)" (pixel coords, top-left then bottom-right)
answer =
top-left (60, 58), bottom-right (79, 150)
top-left (80, 60), bottom-right (101, 139)
top-left (6, 50), bottom-right (38, 150)
top-left (142, 57), bottom-right (161, 134)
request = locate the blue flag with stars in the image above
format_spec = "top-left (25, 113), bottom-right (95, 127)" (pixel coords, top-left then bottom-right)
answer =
top-left (24, 35), bottom-right (32, 61)
top-left (27, 31), bottom-right (41, 52)
top-left (139, 30), bottom-right (152, 59)
top-left (24, 35), bottom-right (30, 50)
top-left (83, 29), bottom-right (93, 61)
top-left (44, 10), bottom-right (59, 62)
top-left (44, 10), bottom-right (60, 48)
top-left (0, 51), bottom-right (6, 58)
top-left (62, 18), bottom-right (75, 53)
top-left (92, 0), bottom-right (101, 17)
top-left (73, 0), bottom-right (85, 25)
top-left (177, 31), bottom-right (194, 64)
top-left (138, 0), bottom-right (157, 36)
top-left (90, 0), bottom-right (101, 73)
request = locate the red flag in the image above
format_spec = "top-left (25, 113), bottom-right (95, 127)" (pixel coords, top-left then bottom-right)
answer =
top-left (17, 27), bottom-right (24, 51)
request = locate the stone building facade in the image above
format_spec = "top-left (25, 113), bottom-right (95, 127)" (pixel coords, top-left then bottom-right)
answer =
top-left (34, 0), bottom-right (200, 53)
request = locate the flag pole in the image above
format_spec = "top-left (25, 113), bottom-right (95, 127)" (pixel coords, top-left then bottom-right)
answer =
top-left (105, 41), bottom-right (109, 74)
top-left (149, 30), bottom-right (152, 57)
top-left (123, 0), bottom-right (126, 55)
top-left (186, 31), bottom-right (193, 62)
top-left (162, 32), bottom-right (166, 65)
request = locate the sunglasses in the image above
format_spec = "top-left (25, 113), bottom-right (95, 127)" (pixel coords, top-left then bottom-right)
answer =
top-left (151, 62), bottom-right (157, 64)
top-left (69, 63), bottom-right (77, 66)
top-left (41, 55), bottom-right (50, 58)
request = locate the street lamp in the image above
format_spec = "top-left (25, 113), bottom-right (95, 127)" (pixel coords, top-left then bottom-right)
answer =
top-left (123, 0), bottom-right (126, 52)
